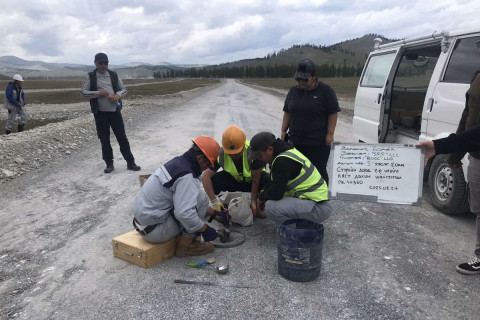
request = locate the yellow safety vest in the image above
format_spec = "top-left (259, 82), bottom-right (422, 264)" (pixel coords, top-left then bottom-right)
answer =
top-left (218, 140), bottom-right (252, 183)
top-left (272, 148), bottom-right (328, 202)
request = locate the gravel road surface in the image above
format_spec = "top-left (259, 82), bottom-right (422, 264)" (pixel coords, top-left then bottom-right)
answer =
top-left (0, 79), bottom-right (478, 320)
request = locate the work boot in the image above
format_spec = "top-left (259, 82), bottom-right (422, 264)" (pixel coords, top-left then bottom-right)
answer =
top-left (104, 164), bottom-right (114, 173)
top-left (127, 162), bottom-right (141, 171)
top-left (18, 124), bottom-right (25, 133)
top-left (5, 129), bottom-right (11, 135)
top-left (175, 236), bottom-right (214, 257)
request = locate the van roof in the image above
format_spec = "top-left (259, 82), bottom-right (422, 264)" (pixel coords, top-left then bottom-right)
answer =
top-left (375, 27), bottom-right (480, 51)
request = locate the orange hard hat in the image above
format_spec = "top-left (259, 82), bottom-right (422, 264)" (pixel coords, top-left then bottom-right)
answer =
top-left (192, 136), bottom-right (220, 166)
top-left (222, 125), bottom-right (246, 155)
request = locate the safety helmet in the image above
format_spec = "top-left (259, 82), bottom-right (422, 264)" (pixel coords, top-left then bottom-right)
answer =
top-left (222, 125), bottom-right (246, 155)
top-left (12, 74), bottom-right (23, 82)
top-left (192, 136), bottom-right (220, 167)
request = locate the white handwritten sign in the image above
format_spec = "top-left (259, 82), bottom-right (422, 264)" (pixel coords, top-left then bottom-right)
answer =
top-left (327, 143), bottom-right (424, 205)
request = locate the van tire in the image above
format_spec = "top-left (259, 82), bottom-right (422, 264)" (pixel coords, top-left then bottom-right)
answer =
top-left (428, 155), bottom-right (470, 215)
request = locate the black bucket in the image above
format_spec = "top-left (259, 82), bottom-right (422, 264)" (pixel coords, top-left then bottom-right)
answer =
top-left (277, 219), bottom-right (324, 282)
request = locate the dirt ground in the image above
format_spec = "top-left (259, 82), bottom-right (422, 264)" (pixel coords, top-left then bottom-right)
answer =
top-left (1, 79), bottom-right (478, 320)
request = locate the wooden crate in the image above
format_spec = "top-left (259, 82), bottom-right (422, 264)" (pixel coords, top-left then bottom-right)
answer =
top-left (112, 230), bottom-right (176, 268)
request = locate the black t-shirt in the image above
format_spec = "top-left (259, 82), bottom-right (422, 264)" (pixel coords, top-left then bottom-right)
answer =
top-left (283, 81), bottom-right (340, 146)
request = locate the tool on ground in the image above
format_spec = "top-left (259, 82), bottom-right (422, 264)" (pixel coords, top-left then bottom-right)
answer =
top-left (174, 279), bottom-right (255, 288)
top-left (189, 264), bottom-right (230, 274)
top-left (215, 264), bottom-right (230, 274)
top-left (212, 230), bottom-right (246, 248)
top-left (186, 258), bottom-right (215, 268)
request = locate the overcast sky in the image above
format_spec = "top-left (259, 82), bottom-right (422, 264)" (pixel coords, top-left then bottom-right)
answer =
top-left (1, 0), bottom-right (479, 66)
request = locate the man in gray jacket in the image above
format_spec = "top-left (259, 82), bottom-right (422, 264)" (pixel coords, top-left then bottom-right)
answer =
top-left (81, 52), bottom-right (140, 173)
top-left (133, 136), bottom-right (225, 257)
top-left (4, 74), bottom-right (27, 135)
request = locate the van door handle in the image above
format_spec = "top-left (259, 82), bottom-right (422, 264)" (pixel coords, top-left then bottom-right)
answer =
top-left (377, 93), bottom-right (382, 104)
top-left (428, 98), bottom-right (434, 112)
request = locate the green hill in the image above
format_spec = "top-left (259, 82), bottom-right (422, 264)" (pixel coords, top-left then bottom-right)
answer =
top-left (178, 34), bottom-right (398, 78)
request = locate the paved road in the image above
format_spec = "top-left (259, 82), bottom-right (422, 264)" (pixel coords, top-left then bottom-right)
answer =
top-left (1, 79), bottom-right (478, 319)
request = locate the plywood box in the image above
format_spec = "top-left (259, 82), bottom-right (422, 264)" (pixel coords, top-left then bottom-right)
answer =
top-left (112, 230), bottom-right (176, 268)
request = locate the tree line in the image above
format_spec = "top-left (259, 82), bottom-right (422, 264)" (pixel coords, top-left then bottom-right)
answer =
top-left (154, 62), bottom-right (363, 79)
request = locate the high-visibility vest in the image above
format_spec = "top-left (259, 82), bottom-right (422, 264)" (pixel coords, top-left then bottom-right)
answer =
top-left (218, 140), bottom-right (252, 183)
top-left (272, 148), bottom-right (328, 202)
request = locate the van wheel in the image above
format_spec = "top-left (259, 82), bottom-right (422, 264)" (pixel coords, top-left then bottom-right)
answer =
top-left (428, 155), bottom-right (469, 215)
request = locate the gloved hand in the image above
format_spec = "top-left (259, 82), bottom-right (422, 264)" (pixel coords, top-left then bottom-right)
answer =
top-left (201, 225), bottom-right (218, 242)
top-left (210, 196), bottom-right (224, 212)
top-left (208, 210), bottom-right (229, 226)
top-left (250, 201), bottom-right (257, 216)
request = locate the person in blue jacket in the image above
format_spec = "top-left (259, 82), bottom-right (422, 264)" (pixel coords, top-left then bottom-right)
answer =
top-left (4, 74), bottom-right (27, 135)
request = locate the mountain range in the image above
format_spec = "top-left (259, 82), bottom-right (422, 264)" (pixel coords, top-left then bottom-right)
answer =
top-left (0, 34), bottom-right (395, 79)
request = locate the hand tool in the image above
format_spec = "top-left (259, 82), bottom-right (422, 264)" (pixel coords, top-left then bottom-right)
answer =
top-left (185, 258), bottom-right (215, 268)
top-left (173, 279), bottom-right (255, 288)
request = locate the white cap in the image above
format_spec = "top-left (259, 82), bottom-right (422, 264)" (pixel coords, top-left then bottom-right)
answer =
top-left (13, 74), bottom-right (23, 82)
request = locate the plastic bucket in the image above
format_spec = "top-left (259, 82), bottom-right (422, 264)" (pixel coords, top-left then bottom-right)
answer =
top-left (277, 219), bottom-right (324, 282)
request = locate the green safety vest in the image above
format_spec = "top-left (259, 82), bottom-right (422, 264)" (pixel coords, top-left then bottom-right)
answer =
top-left (272, 148), bottom-right (328, 202)
top-left (218, 140), bottom-right (253, 183)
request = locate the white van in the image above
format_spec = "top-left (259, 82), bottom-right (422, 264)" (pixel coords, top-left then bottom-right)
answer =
top-left (353, 28), bottom-right (480, 215)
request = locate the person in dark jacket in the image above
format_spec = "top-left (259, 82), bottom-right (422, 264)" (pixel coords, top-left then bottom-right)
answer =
top-left (81, 52), bottom-right (140, 173)
top-left (281, 59), bottom-right (341, 185)
top-left (428, 40), bottom-right (480, 275)
top-left (4, 74), bottom-right (27, 135)
top-left (248, 132), bottom-right (331, 225)
top-left (418, 124), bottom-right (480, 275)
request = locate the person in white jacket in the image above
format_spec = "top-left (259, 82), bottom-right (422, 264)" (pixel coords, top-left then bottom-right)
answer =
top-left (133, 136), bottom-right (226, 257)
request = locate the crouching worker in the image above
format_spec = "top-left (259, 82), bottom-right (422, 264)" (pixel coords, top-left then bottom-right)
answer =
top-left (201, 125), bottom-right (269, 217)
top-left (248, 132), bottom-right (332, 225)
top-left (132, 136), bottom-right (226, 257)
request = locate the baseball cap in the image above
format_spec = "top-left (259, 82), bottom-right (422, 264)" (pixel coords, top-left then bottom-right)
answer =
top-left (248, 132), bottom-right (276, 162)
top-left (294, 59), bottom-right (316, 80)
top-left (94, 52), bottom-right (109, 62)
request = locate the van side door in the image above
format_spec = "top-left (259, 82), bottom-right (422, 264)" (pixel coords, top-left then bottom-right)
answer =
top-left (353, 49), bottom-right (401, 143)
top-left (422, 35), bottom-right (480, 140)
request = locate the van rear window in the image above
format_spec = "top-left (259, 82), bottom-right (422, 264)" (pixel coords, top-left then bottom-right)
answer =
top-left (361, 52), bottom-right (397, 87)
top-left (443, 36), bottom-right (480, 84)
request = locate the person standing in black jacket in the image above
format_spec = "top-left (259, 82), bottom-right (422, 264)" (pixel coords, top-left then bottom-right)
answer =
top-left (81, 53), bottom-right (140, 173)
top-left (281, 59), bottom-right (340, 185)
top-left (419, 124), bottom-right (480, 275)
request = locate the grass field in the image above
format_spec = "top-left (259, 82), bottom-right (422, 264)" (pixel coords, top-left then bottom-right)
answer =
top-left (240, 77), bottom-right (359, 98)
top-left (0, 79), bottom-right (220, 104)
top-left (0, 78), bottom-right (176, 90)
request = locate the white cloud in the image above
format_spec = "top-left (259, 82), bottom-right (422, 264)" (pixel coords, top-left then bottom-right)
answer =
top-left (0, 0), bottom-right (478, 65)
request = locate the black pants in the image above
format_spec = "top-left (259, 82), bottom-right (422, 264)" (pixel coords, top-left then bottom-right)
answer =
top-left (294, 144), bottom-right (330, 185)
top-left (212, 171), bottom-right (270, 194)
top-left (93, 111), bottom-right (135, 166)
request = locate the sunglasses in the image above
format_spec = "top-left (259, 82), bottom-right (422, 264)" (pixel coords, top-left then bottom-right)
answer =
top-left (295, 78), bottom-right (309, 83)
top-left (98, 61), bottom-right (109, 66)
